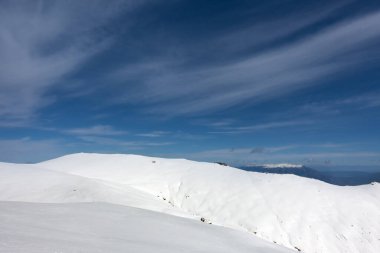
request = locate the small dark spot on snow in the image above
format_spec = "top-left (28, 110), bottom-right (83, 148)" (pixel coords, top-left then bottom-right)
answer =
top-left (273, 241), bottom-right (277, 244)
top-left (200, 217), bottom-right (205, 222)
top-left (152, 160), bottom-right (156, 163)
top-left (163, 197), bottom-right (166, 201)
top-left (294, 246), bottom-right (301, 252)
top-left (73, 189), bottom-right (77, 191)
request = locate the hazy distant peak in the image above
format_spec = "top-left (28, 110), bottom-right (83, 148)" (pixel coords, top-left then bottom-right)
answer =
top-left (262, 163), bottom-right (304, 169)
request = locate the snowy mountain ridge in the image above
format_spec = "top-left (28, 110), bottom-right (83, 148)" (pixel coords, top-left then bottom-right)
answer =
top-left (1, 153), bottom-right (379, 253)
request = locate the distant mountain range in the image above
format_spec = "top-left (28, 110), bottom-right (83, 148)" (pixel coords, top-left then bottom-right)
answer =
top-left (238, 164), bottom-right (380, 186)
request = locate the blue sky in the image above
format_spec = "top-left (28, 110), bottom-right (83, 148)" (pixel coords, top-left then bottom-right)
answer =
top-left (0, 0), bottom-right (380, 167)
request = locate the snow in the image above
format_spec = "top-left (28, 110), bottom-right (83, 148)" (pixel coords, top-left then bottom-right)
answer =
top-left (1, 153), bottom-right (380, 253)
top-left (0, 162), bottom-right (187, 217)
top-left (0, 202), bottom-right (292, 253)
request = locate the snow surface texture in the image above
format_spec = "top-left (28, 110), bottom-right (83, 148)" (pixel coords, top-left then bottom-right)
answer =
top-left (0, 202), bottom-right (291, 253)
top-left (1, 153), bottom-right (379, 253)
top-left (0, 159), bottom-right (291, 253)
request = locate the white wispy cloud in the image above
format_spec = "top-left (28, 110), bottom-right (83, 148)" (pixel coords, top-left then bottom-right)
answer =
top-left (334, 92), bottom-right (380, 109)
top-left (187, 145), bottom-right (298, 158)
top-left (184, 147), bottom-right (380, 165)
top-left (213, 0), bottom-right (350, 54)
top-left (64, 125), bottom-right (127, 136)
top-left (112, 9), bottom-right (380, 116)
top-left (2, 1), bottom-right (379, 124)
top-left (297, 91), bottom-right (380, 116)
top-left (136, 131), bottom-right (170, 138)
top-left (192, 119), bottom-right (237, 128)
top-left (0, 0), bottom-right (144, 124)
top-left (78, 135), bottom-right (174, 148)
top-left (209, 120), bottom-right (313, 134)
top-left (0, 137), bottom-right (63, 163)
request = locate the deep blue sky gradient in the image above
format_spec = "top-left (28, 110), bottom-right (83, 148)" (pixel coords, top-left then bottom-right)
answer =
top-left (0, 0), bottom-right (379, 168)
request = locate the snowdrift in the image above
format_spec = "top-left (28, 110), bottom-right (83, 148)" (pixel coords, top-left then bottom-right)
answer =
top-left (1, 153), bottom-right (379, 253)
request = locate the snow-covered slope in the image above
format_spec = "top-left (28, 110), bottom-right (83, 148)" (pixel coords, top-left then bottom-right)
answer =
top-left (1, 153), bottom-right (379, 253)
top-left (0, 201), bottom-right (292, 253)
top-left (0, 162), bottom-right (187, 217)
top-left (0, 159), bottom-right (292, 253)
